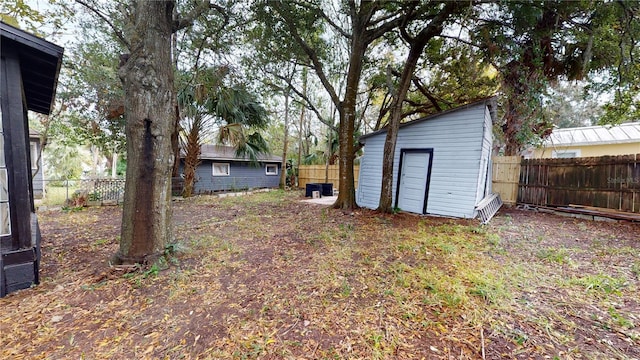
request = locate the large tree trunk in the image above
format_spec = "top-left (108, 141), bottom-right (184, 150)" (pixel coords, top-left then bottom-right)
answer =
top-left (333, 32), bottom-right (365, 211)
top-left (296, 70), bottom-right (307, 188)
top-left (378, 44), bottom-right (425, 213)
top-left (279, 90), bottom-right (289, 189)
top-left (115, 0), bottom-right (176, 265)
top-left (377, 4), bottom-right (461, 213)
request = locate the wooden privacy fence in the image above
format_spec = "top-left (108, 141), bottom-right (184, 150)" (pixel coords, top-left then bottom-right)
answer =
top-left (519, 154), bottom-right (640, 213)
top-left (491, 156), bottom-right (521, 205)
top-left (298, 165), bottom-right (360, 190)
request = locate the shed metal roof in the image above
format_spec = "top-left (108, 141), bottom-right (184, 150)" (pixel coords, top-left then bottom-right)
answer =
top-left (543, 122), bottom-right (640, 147)
top-left (1, 21), bottom-right (64, 115)
top-left (198, 145), bottom-right (282, 162)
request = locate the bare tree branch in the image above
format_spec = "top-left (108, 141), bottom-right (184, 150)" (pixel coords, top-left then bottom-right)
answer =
top-left (173, 1), bottom-right (228, 33)
top-left (269, 71), bottom-right (338, 132)
top-left (272, 1), bottom-right (342, 111)
top-left (75, 0), bottom-right (130, 48)
top-left (296, 1), bottom-right (351, 39)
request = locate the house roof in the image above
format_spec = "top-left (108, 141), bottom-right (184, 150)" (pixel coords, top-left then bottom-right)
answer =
top-left (543, 122), bottom-right (640, 147)
top-left (0, 22), bottom-right (64, 115)
top-left (359, 96), bottom-right (498, 141)
top-left (198, 145), bottom-right (282, 162)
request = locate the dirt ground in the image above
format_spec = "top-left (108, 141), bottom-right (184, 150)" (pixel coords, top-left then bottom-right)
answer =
top-left (1, 190), bottom-right (638, 359)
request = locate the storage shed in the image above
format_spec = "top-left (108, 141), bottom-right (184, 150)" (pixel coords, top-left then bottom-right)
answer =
top-left (1, 22), bottom-right (63, 297)
top-left (356, 98), bottom-right (499, 220)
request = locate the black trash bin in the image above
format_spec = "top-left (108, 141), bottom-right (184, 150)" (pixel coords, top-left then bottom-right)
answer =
top-left (319, 183), bottom-right (333, 196)
top-left (305, 183), bottom-right (322, 197)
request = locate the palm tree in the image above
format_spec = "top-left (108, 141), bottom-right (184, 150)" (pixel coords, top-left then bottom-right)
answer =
top-left (178, 68), bottom-right (270, 197)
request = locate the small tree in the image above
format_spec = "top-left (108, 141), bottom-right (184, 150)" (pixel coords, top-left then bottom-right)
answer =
top-left (178, 68), bottom-right (270, 197)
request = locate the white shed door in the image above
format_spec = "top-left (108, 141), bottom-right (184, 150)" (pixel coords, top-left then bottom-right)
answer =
top-left (397, 151), bottom-right (431, 214)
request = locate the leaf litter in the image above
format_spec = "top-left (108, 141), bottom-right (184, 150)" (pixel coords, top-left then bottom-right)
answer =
top-left (0, 190), bottom-right (638, 359)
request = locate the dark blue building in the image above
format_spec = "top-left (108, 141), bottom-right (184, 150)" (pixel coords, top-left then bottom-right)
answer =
top-left (1, 22), bottom-right (63, 297)
top-left (181, 145), bottom-right (282, 194)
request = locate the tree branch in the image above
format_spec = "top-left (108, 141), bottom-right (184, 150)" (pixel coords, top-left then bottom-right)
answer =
top-left (75, 0), bottom-right (130, 48)
top-left (288, 81), bottom-right (339, 132)
top-left (269, 71), bottom-right (338, 132)
top-left (273, 1), bottom-right (342, 110)
top-left (173, 1), bottom-right (228, 33)
top-left (411, 77), bottom-right (444, 112)
top-left (296, 1), bottom-right (351, 39)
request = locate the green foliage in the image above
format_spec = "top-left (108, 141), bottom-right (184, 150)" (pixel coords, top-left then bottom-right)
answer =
top-left (569, 274), bottom-right (628, 295)
top-left (0, 0), bottom-right (72, 35)
top-left (43, 142), bottom-right (86, 180)
top-left (472, 1), bottom-right (640, 153)
top-left (61, 205), bottom-right (84, 213)
top-left (377, 42), bottom-right (499, 124)
top-left (536, 247), bottom-right (570, 264)
top-left (541, 82), bottom-right (603, 128)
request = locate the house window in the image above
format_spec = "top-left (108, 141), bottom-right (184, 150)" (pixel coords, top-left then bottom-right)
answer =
top-left (265, 164), bottom-right (278, 176)
top-left (0, 115), bottom-right (10, 236)
top-left (552, 149), bottom-right (580, 158)
top-left (30, 142), bottom-right (38, 169)
top-left (212, 163), bottom-right (230, 176)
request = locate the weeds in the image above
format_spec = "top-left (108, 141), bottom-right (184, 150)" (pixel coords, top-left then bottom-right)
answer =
top-left (536, 247), bottom-right (571, 264)
top-left (568, 274), bottom-right (628, 294)
top-left (632, 261), bottom-right (640, 279)
top-left (607, 306), bottom-right (635, 329)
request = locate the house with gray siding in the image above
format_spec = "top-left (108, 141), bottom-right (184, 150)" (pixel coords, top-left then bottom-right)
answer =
top-left (29, 131), bottom-right (44, 199)
top-left (181, 145), bottom-right (282, 194)
top-left (356, 98), bottom-right (497, 219)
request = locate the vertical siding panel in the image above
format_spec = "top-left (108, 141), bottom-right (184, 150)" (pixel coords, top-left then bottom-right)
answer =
top-left (357, 102), bottom-right (492, 218)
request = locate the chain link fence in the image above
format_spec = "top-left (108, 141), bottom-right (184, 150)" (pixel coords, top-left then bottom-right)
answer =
top-left (36, 178), bottom-right (125, 206)
top-left (37, 176), bottom-right (280, 207)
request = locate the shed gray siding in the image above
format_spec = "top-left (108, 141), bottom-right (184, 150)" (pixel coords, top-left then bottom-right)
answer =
top-left (473, 107), bottom-right (494, 207)
top-left (190, 160), bottom-right (281, 193)
top-left (357, 102), bottom-right (493, 218)
top-left (30, 137), bottom-right (44, 199)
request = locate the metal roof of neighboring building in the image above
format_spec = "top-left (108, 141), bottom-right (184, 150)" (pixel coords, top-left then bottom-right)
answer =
top-left (543, 122), bottom-right (640, 147)
top-left (198, 144), bottom-right (282, 162)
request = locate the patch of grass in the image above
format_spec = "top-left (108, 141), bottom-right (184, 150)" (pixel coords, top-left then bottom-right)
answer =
top-left (607, 306), bottom-right (635, 329)
top-left (486, 233), bottom-right (501, 247)
top-left (568, 274), bottom-right (628, 294)
top-left (366, 330), bottom-right (386, 359)
top-left (468, 272), bottom-right (510, 304)
top-left (631, 261), bottom-right (640, 279)
top-left (41, 185), bottom-right (79, 206)
top-left (91, 238), bottom-right (111, 247)
top-left (536, 247), bottom-right (570, 264)
top-left (61, 206), bottom-right (84, 213)
top-left (339, 280), bottom-right (352, 297)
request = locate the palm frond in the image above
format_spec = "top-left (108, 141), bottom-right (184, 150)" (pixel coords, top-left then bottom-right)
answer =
top-left (235, 132), bottom-right (271, 167)
top-left (217, 123), bottom-right (245, 147)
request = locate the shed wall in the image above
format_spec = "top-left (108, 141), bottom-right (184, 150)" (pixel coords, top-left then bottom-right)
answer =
top-left (30, 138), bottom-right (44, 199)
top-left (357, 103), bottom-right (489, 218)
top-left (474, 107), bottom-right (494, 204)
top-left (190, 160), bottom-right (280, 193)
